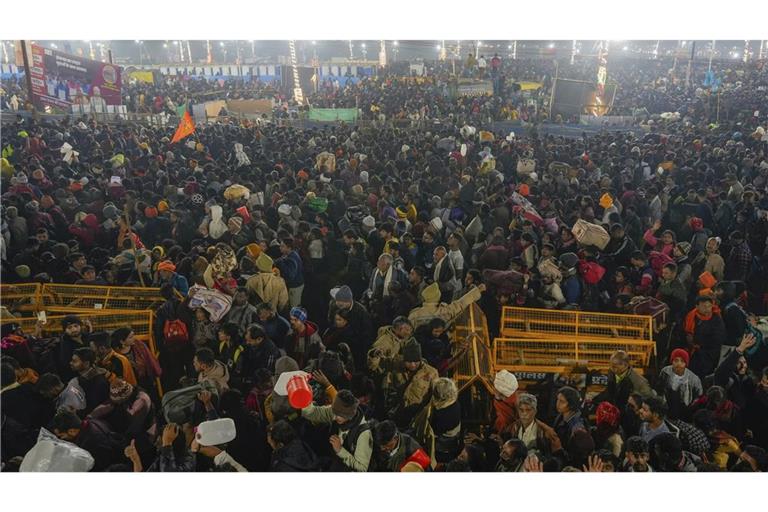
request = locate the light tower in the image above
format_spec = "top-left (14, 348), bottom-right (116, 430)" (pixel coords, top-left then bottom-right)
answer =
top-left (289, 40), bottom-right (304, 105)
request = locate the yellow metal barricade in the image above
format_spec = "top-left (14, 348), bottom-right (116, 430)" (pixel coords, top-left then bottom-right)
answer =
top-left (493, 337), bottom-right (655, 374)
top-left (1, 310), bottom-right (162, 396)
top-left (450, 304), bottom-right (496, 427)
top-left (500, 306), bottom-right (654, 343)
top-left (451, 304), bottom-right (495, 391)
top-left (40, 284), bottom-right (164, 312)
top-left (0, 283), bottom-right (43, 313)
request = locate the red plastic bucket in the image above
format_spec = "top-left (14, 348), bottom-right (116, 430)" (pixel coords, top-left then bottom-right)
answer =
top-left (286, 374), bottom-right (312, 409)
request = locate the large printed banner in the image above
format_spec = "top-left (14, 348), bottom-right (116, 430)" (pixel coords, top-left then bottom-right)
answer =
top-left (308, 108), bottom-right (358, 122)
top-left (29, 44), bottom-right (122, 111)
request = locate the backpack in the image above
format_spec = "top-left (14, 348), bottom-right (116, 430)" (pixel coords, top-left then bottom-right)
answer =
top-left (161, 381), bottom-right (219, 424)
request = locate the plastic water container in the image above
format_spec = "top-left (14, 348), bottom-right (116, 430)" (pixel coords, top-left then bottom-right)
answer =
top-left (20, 429), bottom-right (94, 472)
top-left (195, 418), bottom-right (237, 447)
top-left (286, 374), bottom-right (313, 409)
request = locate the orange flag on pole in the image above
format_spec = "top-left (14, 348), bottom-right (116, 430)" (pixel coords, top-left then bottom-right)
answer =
top-left (171, 109), bottom-right (195, 144)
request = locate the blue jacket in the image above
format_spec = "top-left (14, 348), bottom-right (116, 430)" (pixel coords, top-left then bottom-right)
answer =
top-left (562, 275), bottom-right (582, 305)
top-left (277, 251), bottom-right (304, 288)
top-left (170, 272), bottom-right (189, 296)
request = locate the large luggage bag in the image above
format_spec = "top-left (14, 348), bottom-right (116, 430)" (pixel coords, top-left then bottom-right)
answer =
top-left (572, 219), bottom-right (610, 250)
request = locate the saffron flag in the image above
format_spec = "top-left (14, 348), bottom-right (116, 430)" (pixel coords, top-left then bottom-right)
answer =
top-left (171, 109), bottom-right (195, 144)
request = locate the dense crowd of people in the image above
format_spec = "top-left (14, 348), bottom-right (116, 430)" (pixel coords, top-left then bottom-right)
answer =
top-left (2, 51), bottom-right (768, 472)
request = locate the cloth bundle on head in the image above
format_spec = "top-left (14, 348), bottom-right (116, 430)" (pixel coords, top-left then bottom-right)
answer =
top-left (290, 307), bottom-right (307, 323)
top-left (421, 282), bottom-right (441, 304)
top-left (224, 184), bottom-right (250, 201)
top-left (60, 142), bottom-right (79, 164)
top-left (493, 370), bottom-right (518, 398)
top-left (670, 348), bottom-right (690, 366)
top-left (15, 265), bottom-right (31, 279)
top-left (331, 389), bottom-right (359, 420)
top-left (595, 401), bottom-right (620, 428)
top-left (307, 196), bottom-right (328, 213)
top-left (402, 341), bottom-right (422, 363)
top-left (255, 252), bottom-right (273, 273)
top-left (599, 193), bottom-right (613, 209)
top-left (277, 203), bottom-right (292, 216)
top-left (110, 379), bottom-right (134, 403)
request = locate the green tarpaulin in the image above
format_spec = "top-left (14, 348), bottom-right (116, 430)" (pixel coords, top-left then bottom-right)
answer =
top-left (308, 108), bottom-right (358, 122)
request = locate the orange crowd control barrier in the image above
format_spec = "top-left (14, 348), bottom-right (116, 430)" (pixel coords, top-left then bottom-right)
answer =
top-left (39, 284), bottom-right (164, 312)
top-left (451, 304), bottom-right (496, 426)
top-left (493, 337), bottom-right (655, 374)
top-left (1, 283), bottom-right (163, 315)
top-left (0, 283), bottom-right (44, 314)
top-left (500, 306), bottom-right (655, 343)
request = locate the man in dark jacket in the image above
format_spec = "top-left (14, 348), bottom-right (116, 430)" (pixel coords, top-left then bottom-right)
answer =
top-left (237, 324), bottom-right (281, 387)
top-left (371, 420), bottom-right (431, 472)
top-left (57, 314), bottom-right (92, 381)
top-left (70, 347), bottom-right (111, 415)
top-left (478, 236), bottom-right (510, 271)
top-left (52, 409), bottom-right (124, 471)
top-left (255, 303), bottom-right (292, 350)
top-left (432, 246), bottom-right (457, 303)
top-left (593, 350), bottom-right (655, 410)
top-left (327, 285), bottom-right (373, 368)
top-left (714, 281), bottom-right (748, 347)
top-left (714, 333), bottom-right (758, 409)
top-left (267, 420), bottom-right (321, 471)
top-left (686, 296), bottom-right (727, 378)
top-left (604, 224), bottom-right (638, 271)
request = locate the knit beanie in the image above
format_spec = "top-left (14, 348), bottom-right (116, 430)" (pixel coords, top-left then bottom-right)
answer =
top-left (362, 215), bottom-right (376, 229)
top-left (331, 389), bottom-right (359, 420)
top-left (402, 340), bottom-right (422, 363)
top-left (290, 307), bottom-right (308, 323)
top-left (333, 285), bottom-right (353, 303)
top-left (494, 370), bottom-right (519, 398)
top-left (670, 348), bottom-right (690, 366)
top-left (274, 356), bottom-right (299, 377)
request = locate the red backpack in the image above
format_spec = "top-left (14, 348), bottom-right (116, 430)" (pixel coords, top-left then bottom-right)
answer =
top-left (578, 260), bottom-right (606, 285)
top-left (163, 318), bottom-right (190, 350)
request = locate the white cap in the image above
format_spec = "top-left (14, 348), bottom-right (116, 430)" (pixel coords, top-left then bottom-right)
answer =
top-left (362, 215), bottom-right (376, 229)
top-left (494, 370), bottom-right (519, 398)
